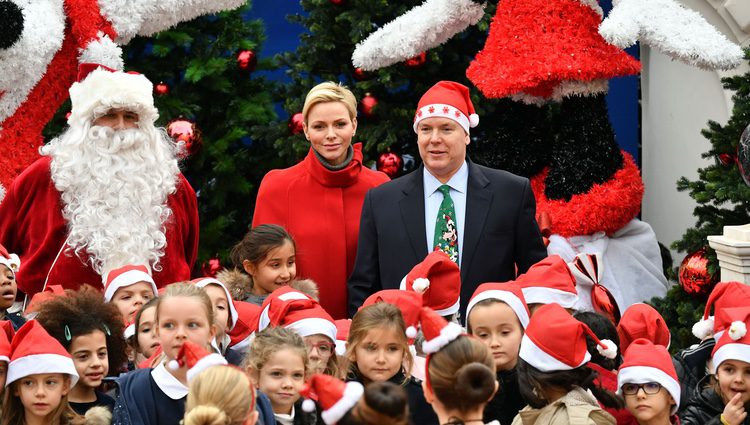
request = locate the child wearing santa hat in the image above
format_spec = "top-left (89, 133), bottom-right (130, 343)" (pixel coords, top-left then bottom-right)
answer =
top-left (0, 244), bottom-right (24, 331)
top-left (465, 281), bottom-right (529, 425)
top-left (400, 250), bottom-right (461, 322)
top-left (0, 320), bottom-right (13, 398)
top-left (516, 255), bottom-right (578, 315)
top-left (344, 302), bottom-right (437, 424)
top-left (33, 285), bottom-right (126, 416)
top-left (300, 374), bottom-right (409, 425)
top-left (102, 264), bottom-right (158, 323)
top-left (617, 339), bottom-right (681, 425)
top-left (681, 307), bottom-right (750, 425)
top-left (191, 277), bottom-right (241, 365)
top-left (2, 320), bottom-right (81, 424)
top-left (514, 303), bottom-right (621, 425)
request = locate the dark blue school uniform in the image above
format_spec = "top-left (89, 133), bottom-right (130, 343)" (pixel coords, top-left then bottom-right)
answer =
top-left (70, 390), bottom-right (116, 416)
top-left (347, 369), bottom-right (438, 425)
top-left (111, 363), bottom-right (187, 425)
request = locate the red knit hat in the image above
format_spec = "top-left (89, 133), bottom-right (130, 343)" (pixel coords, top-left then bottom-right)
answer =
top-left (0, 321), bottom-right (13, 363)
top-left (518, 255), bottom-right (578, 308)
top-left (363, 289), bottom-right (423, 338)
top-left (413, 81), bottom-right (479, 134)
top-left (334, 319), bottom-right (351, 356)
top-left (168, 340), bottom-right (228, 382)
top-left (0, 243), bottom-right (20, 276)
top-left (617, 303), bottom-right (671, 354)
top-left (711, 306), bottom-right (750, 373)
top-left (258, 287), bottom-right (337, 342)
top-left (400, 251), bottom-right (460, 316)
top-left (192, 277), bottom-right (239, 331)
top-left (228, 300), bottom-right (261, 353)
top-left (417, 307), bottom-right (464, 354)
top-left (692, 281), bottom-right (750, 340)
top-left (7, 320), bottom-right (79, 386)
top-left (300, 374), bottom-right (364, 424)
top-left (102, 264), bottom-right (158, 303)
top-left (618, 338), bottom-right (681, 414)
top-left (519, 303), bottom-right (617, 371)
top-left (466, 282), bottom-right (530, 328)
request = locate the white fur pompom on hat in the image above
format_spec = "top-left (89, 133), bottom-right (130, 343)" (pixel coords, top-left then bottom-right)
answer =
top-left (729, 321), bottom-right (747, 341)
top-left (692, 316), bottom-right (714, 340)
top-left (412, 278), bottom-right (430, 294)
top-left (596, 339), bottom-right (618, 360)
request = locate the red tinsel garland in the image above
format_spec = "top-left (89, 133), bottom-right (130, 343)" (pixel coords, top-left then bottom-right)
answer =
top-left (531, 152), bottom-right (644, 237)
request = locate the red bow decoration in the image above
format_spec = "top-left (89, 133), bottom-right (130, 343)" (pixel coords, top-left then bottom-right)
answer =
top-left (570, 253), bottom-right (620, 325)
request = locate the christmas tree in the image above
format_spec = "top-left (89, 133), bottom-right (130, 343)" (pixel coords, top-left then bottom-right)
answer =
top-left (44, 1), bottom-right (278, 266)
top-left (253, 0), bottom-right (500, 174)
top-left (650, 49), bottom-right (750, 351)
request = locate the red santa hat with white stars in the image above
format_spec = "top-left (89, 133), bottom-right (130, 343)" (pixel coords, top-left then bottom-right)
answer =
top-left (400, 251), bottom-right (460, 317)
top-left (168, 340), bottom-right (227, 382)
top-left (300, 374), bottom-right (365, 425)
top-left (7, 320), bottom-right (79, 387)
top-left (102, 264), bottom-right (157, 303)
top-left (413, 81), bottom-right (479, 134)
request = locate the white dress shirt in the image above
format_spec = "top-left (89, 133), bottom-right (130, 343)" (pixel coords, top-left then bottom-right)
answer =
top-left (423, 161), bottom-right (468, 268)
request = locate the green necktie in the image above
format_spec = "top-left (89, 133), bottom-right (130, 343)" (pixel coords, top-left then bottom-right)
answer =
top-left (433, 184), bottom-right (459, 264)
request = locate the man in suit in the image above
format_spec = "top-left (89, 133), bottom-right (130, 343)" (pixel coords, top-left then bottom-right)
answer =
top-left (348, 81), bottom-right (547, 317)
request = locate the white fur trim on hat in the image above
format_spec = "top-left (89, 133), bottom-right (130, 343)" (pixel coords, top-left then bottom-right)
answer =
top-left (0, 253), bottom-right (21, 275)
top-left (729, 321), bottom-right (747, 341)
top-left (287, 318), bottom-right (338, 343)
top-left (521, 287), bottom-right (578, 309)
top-left (692, 316), bottom-right (714, 340)
top-left (186, 353), bottom-right (228, 383)
top-left (104, 269), bottom-right (157, 302)
top-left (194, 278), bottom-right (239, 331)
top-left (465, 290), bottom-right (530, 328)
top-left (519, 334), bottom-right (590, 372)
top-left (7, 353), bottom-right (79, 387)
top-left (321, 381), bottom-right (365, 425)
top-left (422, 321), bottom-right (463, 354)
top-left (68, 68), bottom-right (158, 127)
top-left (413, 103), bottom-right (471, 134)
top-left (124, 323), bottom-right (135, 339)
top-left (711, 343), bottom-right (750, 373)
top-left (433, 297), bottom-right (461, 317)
top-left (335, 340), bottom-right (347, 357)
top-left (78, 33), bottom-right (124, 71)
top-left (617, 366), bottom-right (681, 415)
top-left (0, 355), bottom-right (8, 363)
top-left (257, 291), bottom-right (311, 331)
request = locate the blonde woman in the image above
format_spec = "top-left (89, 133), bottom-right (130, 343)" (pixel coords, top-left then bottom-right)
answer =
top-left (252, 82), bottom-right (389, 319)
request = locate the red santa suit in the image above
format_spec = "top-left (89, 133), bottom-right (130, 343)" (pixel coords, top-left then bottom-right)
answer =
top-left (0, 157), bottom-right (199, 297)
top-left (252, 143), bottom-right (389, 319)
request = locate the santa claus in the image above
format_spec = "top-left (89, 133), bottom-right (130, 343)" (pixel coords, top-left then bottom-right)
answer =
top-left (0, 63), bottom-right (199, 301)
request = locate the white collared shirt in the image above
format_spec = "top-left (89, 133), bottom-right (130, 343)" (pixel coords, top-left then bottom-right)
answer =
top-left (151, 362), bottom-right (189, 400)
top-left (423, 161), bottom-right (468, 268)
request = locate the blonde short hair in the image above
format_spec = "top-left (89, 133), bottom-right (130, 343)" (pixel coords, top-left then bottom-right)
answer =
top-left (184, 366), bottom-right (256, 425)
top-left (302, 82), bottom-right (357, 122)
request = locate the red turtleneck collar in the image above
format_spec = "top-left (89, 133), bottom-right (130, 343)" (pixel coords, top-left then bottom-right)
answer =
top-left (305, 143), bottom-right (364, 188)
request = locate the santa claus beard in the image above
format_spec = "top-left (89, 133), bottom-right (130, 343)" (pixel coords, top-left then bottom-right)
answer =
top-left (41, 123), bottom-right (181, 275)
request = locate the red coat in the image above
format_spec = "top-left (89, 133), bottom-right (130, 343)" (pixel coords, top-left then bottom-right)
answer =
top-left (252, 144), bottom-right (389, 319)
top-left (0, 157), bottom-right (199, 296)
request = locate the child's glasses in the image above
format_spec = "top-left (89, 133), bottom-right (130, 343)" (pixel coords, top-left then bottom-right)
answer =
top-left (621, 382), bottom-right (662, 395)
top-left (306, 341), bottom-right (334, 356)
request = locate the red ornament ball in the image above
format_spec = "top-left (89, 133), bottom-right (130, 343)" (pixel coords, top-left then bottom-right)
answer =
top-left (201, 257), bottom-right (222, 278)
top-left (330, 0), bottom-right (344, 4)
top-left (678, 247), bottom-right (718, 297)
top-left (718, 153), bottom-right (736, 167)
top-left (288, 112), bottom-right (305, 135)
top-left (353, 67), bottom-right (368, 81)
top-left (154, 81), bottom-right (170, 96)
top-left (237, 50), bottom-right (257, 73)
top-left (377, 152), bottom-right (403, 178)
top-left (360, 93), bottom-right (378, 118)
top-left (405, 52), bottom-right (427, 68)
top-left (167, 118), bottom-right (202, 159)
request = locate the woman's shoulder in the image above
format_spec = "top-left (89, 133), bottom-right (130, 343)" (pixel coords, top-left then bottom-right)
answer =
top-left (260, 161), bottom-right (308, 185)
top-left (357, 166), bottom-right (390, 185)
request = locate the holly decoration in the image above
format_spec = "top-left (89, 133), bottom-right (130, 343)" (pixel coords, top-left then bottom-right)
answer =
top-left (377, 151), bottom-right (403, 178)
top-left (360, 93), bottom-right (378, 118)
top-left (154, 81), bottom-right (170, 96)
top-left (405, 52), bottom-right (427, 68)
top-left (237, 49), bottom-right (258, 73)
top-left (288, 112), bottom-right (305, 135)
top-left (678, 247), bottom-right (718, 297)
top-left (167, 118), bottom-right (202, 159)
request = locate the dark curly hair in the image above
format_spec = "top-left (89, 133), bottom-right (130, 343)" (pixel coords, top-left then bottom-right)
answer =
top-left (34, 285), bottom-right (127, 375)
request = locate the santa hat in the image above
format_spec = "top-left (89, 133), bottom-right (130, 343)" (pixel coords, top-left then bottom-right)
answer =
top-left (400, 251), bottom-right (460, 317)
top-left (413, 81), bottom-right (478, 134)
top-left (300, 374), bottom-right (364, 425)
top-left (7, 320), bottom-right (79, 387)
top-left (618, 338), bottom-right (681, 414)
top-left (466, 281), bottom-right (530, 329)
top-left (192, 277), bottom-right (239, 331)
top-left (517, 255), bottom-right (578, 309)
top-left (0, 321), bottom-right (13, 363)
top-left (617, 303), bottom-right (671, 353)
top-left (692, 281), bottom-right (750, 340)
top-left (168, 341), bottom-right (228, 382)
top-left (24, 285), bottom-right (66, 318)
top-left (711, 306), bottom-right (750, 374)
top-left (417, 307), bottom-right (464, 354)
top-left (334, 319), bottom-right (351, 356)
top-left (123, 319), bottom-right (135, 340)
top-left (519, 303), bottom-right (617, 372)
top-left (258, 287), bottom-right (337, 342)
top-left (228, 300), bottom-right (261, 353)
top-left (0, 244), bottom-right (20, 276)
top-left (68, 63), bottom-right (158, 127)
top-left (363, 289), bottom-right (422, 339)
top-left (102, 264), bottom-right (157, 303)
